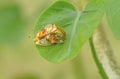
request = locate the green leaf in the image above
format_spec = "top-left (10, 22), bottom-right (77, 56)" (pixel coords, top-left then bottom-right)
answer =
top-left (0, 5), bottom-right (25, 45)
top-left (34, 0), bottom-right (105, 63)
top-left (11, 73), bottom-right (40, 79)
top-left (104, 0), bottom-right (120, 39)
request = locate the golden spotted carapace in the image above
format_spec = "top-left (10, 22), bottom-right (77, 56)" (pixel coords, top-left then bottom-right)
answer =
top-left (34, 24), bottom-right (66, 46)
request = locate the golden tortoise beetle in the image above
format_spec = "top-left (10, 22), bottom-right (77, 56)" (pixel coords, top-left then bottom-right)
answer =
top-left (34, 24), bottom-right (66, 46)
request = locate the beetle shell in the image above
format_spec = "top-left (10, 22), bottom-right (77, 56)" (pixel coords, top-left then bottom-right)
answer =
top-left (34, 24), bottom-right (66, 46)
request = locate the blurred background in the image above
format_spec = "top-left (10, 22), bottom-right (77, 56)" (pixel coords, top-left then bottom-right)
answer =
top-left (0, 0), bottom-right (120, 79)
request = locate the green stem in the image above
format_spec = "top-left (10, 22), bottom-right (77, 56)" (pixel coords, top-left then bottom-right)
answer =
top-left (89, 36), bottom-right (109, 79)
top-left (89, 25), bottom-right (120, 79)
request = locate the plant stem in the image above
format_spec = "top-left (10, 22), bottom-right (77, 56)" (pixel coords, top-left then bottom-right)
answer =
top-left (89, 36), bottom-right (109, 79)
top-left (89, 25), bottom-right (120, 79)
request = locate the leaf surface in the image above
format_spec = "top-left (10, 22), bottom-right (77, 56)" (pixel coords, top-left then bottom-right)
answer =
top-left (104, 0), bottom-right (120, 38)
top-left (34, 0), bottom-right (105, 62)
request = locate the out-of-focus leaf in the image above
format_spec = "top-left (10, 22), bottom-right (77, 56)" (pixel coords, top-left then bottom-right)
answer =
top-left (104, 0), bottom-right (120, 39)
top-left (0, 5), bottom-right (25, 45)
top-left (11, 73), bottom-right (40, 79)
top-left (34, 0), bottom-right (105, 62)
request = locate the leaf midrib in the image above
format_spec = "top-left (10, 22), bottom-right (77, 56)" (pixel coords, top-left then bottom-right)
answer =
top-left (67, 12), bottom-right (81, 58)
